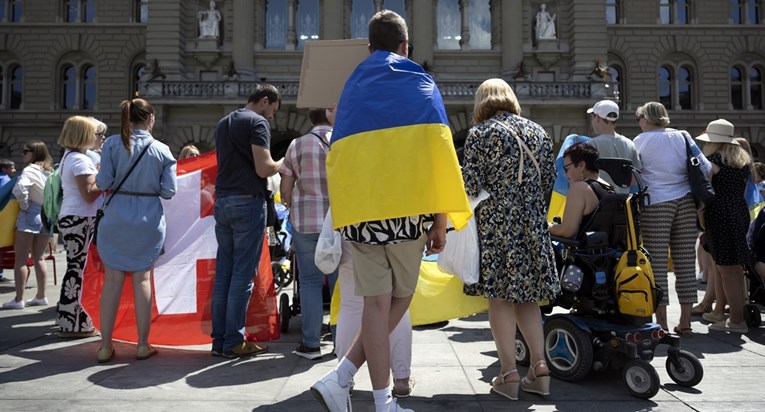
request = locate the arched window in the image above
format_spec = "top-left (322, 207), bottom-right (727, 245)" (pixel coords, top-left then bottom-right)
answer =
top-left (608, 64), bottom-right (623, 106)
top-left (82, 65), bottom-right (96, 109)
top-left (7, 0), bottom-right (23, 22)
top-left (731, 63), bottom-right (765, 110)
top-left (678, 65), bottom-right (693, 109)
top-left (751, 67), bottom-right (763, 110)
top-left (658, 66), bottom-right (672, 108)
top-left (61, 63), bottom-right (96, 110)
top-left (606, 0), bottom-right (620, 24)
top-left (62, 65), bottom-right (77, 109)
top-left (10, 65), bottom-right (22, 109)
top-left (731, 66), bottom-right (744, 110)
top-left (132, 63), bottom-right (145, 97)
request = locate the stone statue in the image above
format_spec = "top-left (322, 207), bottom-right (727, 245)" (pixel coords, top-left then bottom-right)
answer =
top-left (535, 3), bottom-right (557, 40)
top-left (198, 1), bottom-right (221, 38)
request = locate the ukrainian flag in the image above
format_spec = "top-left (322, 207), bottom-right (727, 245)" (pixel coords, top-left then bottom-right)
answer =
top-left (746, 177), bottom-right (764, 221)
top-left (327, 51), bottom-right (470, 230)
top-left (548, 134), bottom-right (590, 222)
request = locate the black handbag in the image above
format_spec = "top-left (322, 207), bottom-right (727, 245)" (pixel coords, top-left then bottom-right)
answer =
top-left (683, 132), bottom-right (715, 208)
top-left (93, 140), bottom-right (154, 246)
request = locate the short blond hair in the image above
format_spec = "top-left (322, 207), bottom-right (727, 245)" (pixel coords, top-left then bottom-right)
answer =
top-left (179, 144), bottom-right (200, 159)
top-left (702, 141), bottom-right (751, 170)
top-left (635, 101), bottom-right (670, 127)
top-left (58, 115), bottom-right (97, 151)
top-left (472, 78), bottom-right (521, 125)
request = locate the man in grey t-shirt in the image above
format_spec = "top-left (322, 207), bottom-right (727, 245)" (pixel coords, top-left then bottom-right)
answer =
top-left (586, 99), bottom-right (641, 194)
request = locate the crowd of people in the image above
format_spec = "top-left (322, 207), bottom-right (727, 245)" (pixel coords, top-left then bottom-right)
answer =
top-left (1, 8), bottom-right (764, 412)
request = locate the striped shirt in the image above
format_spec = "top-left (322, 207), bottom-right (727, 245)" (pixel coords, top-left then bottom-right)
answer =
top-left (280, 125), bottom-right (332, 233)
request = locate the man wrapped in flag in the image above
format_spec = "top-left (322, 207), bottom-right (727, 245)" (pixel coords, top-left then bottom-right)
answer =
top-left (310, 10), bottom-right (470, 412)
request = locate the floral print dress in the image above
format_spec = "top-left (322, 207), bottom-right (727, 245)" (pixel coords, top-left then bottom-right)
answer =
top-left (462, 112), bottom-right (560, 303)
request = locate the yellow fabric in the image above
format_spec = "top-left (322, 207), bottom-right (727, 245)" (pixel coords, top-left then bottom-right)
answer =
top-left (327, 123), bottom-right (471, 230)
top-left (548, 191), bottom-right (566, 222)
top-left (0, 199), bottom-right (19, 248)
top-left (329, 261), bottom-right (488, 326)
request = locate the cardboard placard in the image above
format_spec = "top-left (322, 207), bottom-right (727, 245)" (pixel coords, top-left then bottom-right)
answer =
top-left (297, 38), bottom-right (370, 109)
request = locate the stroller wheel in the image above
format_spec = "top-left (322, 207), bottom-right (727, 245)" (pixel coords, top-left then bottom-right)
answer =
top-left (744, 303), bottom-right (762, 328)
top-left (279, 293), bottom-right (291, 333)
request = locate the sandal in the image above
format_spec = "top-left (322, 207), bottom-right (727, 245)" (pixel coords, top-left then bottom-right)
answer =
top-left (690, 305), bottom-right (711, 316)
top-left (136, 344), bottom-right (158, 360)
top-left (491, 369), bottom-right (520, 400)
top-left (97, 347), bottom-right (115, 363)
top-left (521, 360), bottom-right (551, 396)
top-left (673, 326), bottom-right (693, 338)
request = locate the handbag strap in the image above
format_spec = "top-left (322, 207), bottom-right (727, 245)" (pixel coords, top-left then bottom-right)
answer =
top-left (490, 118), bottom-right (541, 184)
top-left (104, 139), bottom-right (154, 207)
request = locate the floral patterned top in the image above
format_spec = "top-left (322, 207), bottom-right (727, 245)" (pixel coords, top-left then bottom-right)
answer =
top-left (462, 112), bottom-right (560, 303)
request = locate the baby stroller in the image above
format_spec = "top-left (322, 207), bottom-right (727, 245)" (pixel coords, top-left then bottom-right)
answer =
top-left (743, 207), bottom-right (765, 327)
top-left (516, 158), bottom-right (703, 399)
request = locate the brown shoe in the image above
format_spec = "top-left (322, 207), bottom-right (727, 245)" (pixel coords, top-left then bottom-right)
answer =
top-left (136, 344), bottom-right (158, 360)
top-left (393, 377), bottom-right (415, 398)
top-left (97, 347), bottom-right (115, 363)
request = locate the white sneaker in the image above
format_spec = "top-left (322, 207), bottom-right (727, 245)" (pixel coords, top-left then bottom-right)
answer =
top-left (310, 369), bottom-right (352, 412)
top-left (2, 298), bottom-right (25, 309)
top-left (25, 297), bottom-right (49, 306)
top-left (378, 399), bottom-right (414, 412)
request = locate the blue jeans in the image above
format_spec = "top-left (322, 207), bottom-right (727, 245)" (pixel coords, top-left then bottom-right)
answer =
top-left (292, 229), bottom-right (338, 348)
top-left (211, 195), bottom-right (266, 352)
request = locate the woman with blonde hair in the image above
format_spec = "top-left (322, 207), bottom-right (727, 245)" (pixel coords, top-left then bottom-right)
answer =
top-left (3, 141), bottom-right (53, 309)
top-left (633, 101), bottom-right (709, 337)
top-left (179, 144), bottom-right (200, 159)
top-left (56, 116), bottom-right (103, 336)
top-left (95, 98), bottom-right (177, 362)
top-left (462, 78), bottom-right (559, 400)
top-left (696, 120), bottom-right (751, 333)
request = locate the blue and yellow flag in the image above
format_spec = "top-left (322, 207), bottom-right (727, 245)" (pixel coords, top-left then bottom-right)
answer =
top-left (548, 134), bottom-right (591, 222)
top-left (327, 51), bottom-right (470, 230)
top-left (746, 178), bottom-right (764, 220)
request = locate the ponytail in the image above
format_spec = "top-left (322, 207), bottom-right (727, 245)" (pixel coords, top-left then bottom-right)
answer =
top-left (119, 98), bottom-right (155, 156)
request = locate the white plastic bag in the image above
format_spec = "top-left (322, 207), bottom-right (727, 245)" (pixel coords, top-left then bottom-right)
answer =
top-left (437, 190), bottom-right (490, 285)
top-left (314, 208), bottom-right (343, 275)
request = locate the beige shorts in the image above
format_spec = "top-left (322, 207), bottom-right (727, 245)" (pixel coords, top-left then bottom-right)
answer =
top-left (350, 235), bottom-right (427, 298)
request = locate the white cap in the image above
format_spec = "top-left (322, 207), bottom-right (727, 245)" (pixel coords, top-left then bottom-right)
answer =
top-left (586, 100), bottom-right (619, 121)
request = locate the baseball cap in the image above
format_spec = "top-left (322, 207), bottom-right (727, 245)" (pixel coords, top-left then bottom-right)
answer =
top-left (586, 100), bottom-right (619, 121)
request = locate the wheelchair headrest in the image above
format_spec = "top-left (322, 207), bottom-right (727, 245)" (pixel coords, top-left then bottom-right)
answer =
top-left (596, 157), bottom-right (635, 188)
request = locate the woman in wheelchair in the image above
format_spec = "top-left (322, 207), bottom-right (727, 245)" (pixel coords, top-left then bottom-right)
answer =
top-left (549, 142), bottom-right (613, 238)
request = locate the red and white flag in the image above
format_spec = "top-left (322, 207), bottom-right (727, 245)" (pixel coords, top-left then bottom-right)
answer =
top-left (81, 151), bottom-right (280, 345)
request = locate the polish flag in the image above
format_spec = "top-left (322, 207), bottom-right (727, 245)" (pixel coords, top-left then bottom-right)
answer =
top-left (80, 151), bottom-right (280, 345)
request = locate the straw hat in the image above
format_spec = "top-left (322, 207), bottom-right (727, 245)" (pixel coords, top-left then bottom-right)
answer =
top-left (696, 119), bottom-right (739, 145)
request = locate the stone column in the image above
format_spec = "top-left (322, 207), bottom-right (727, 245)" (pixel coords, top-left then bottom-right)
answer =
top-left (286, 0), bottom-right (297, 50)
top-left (233, 0), bottom-right (255, 78)
top-left (411, 0), bottom-right (434, 67)
top-left (459, 0), bottom-right (471, 50)
top-left (374, 0), bottom-right (383, 12)
top-left (501, 0), bottom-right (523, 76)
top-left (322, 0), bottom-right (344, 39)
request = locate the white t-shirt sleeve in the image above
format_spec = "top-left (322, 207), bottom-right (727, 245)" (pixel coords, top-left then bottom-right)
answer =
top-left (69, 154), bottom-right (98, 177)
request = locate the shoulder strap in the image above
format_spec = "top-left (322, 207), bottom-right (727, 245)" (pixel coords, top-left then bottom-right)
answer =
top-left (490, 118), bottom-right (541, 184)
top-left (310, 132), bottom-right (330, 150)
top-left (584, 179), bottom-right (612, 200)
top-left (104, 139), bottom-right (153, 207)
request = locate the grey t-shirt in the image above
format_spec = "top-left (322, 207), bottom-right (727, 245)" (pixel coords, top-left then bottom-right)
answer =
top-left (588, 133), bottom-right (642, 194)
top-left (214, 108), bottom-right (270, 197)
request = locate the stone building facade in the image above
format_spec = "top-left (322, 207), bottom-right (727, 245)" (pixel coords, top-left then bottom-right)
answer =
top-left (0, 0), bottom-right (763, 162)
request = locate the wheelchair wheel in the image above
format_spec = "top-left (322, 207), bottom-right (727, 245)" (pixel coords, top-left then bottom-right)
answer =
top-left (622, 359), bottom-right (660, 399)
top-left (543, 317), bottom-right (593, 382)
top-left (744, 303), bottom-right (762, 328)
top-left (279, 293), bottom-right (291, 333)
top-left (515, 332), bottom-right (530, 367)
top-left (666, 349), bottom-right (703, 387)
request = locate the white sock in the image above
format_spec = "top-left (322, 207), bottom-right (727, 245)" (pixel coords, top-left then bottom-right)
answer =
top-left (336, 357), bottom-right (358, 388)
top-left (373, 386), bottom-right (393, 409)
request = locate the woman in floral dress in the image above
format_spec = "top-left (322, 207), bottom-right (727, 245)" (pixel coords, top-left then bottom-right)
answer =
top-left (462, 78), bottom-right (560, 400)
